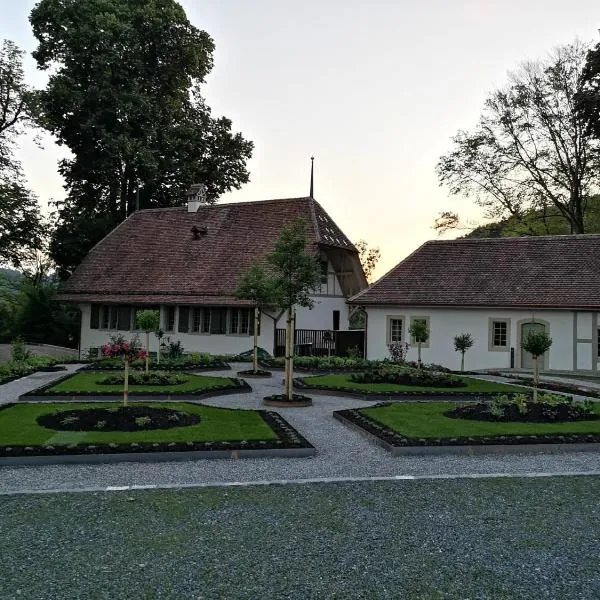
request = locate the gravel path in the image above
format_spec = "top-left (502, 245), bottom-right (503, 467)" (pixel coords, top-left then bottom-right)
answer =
top-left (3, 363), bottom-right (600, 495)
top-left (2, 477), bottom-right (600, 599)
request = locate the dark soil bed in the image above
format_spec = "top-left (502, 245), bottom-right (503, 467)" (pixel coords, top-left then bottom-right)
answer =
top-left (96, 373), bottom-right (187, 386)
top-left (37, 406), bottom-right (201, 432)
top-left (263, 393), bottom-right (312, 407)
top-left (237, 369), bottom-right (272, 378)
top-left (446, 401), bottom-right (598, 423)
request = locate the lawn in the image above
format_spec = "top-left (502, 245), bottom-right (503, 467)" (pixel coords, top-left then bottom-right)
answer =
top-left (302, 373), bottom-right (525, 394)
top-left (43, 371), bottom-right (238, 394)
top-left (0, 402), bottom-right (277, 447)
top-left (361, 402), bottom-right (600, 439)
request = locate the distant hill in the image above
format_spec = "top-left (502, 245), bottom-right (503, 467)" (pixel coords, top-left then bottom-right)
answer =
top-left (464, 196), bottom-right (600, 239)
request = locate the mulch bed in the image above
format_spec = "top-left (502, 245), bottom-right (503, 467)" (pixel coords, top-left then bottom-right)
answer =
top-left (334, 403), bottom-right (600, 447)
top-left (237, 369), bottom-right (272, 378)
top-left (37, 405), bottom-right (201, 432)
top-left (263, 393), bottom-right (313, 407)
top-left (81, 360), bottom-right (231, 372)
top-left (0, 403), bottom-right (314, 458)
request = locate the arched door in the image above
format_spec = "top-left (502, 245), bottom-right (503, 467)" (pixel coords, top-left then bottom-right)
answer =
top-left (521, 321), bottom-right (546, 369)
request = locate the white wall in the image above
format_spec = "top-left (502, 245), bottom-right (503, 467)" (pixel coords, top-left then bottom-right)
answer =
top-left (365, 306), bottom-right (580, 372)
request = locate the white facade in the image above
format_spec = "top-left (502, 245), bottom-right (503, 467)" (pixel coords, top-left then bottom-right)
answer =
top-left (78, 261), bottom-right (350, 357)
top-left (364, 306), bottom-right (596, 372)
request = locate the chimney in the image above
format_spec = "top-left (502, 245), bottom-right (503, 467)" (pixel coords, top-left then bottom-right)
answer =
top-left (186, 183), bottom-right (207, 213)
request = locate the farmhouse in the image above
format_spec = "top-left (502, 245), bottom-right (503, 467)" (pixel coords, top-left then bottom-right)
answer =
top-left (349, 235), bottom-right (600, 373)
top-left (56, 195), bottom-right (367, 358)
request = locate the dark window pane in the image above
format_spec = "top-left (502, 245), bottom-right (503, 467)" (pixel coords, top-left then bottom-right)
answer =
top-left (117, 305), bottom-right (131, 330)
top-left (90, 305), bottom-right (100, 329)
top-left (192, 308), bottom-right (202, 333)
top-left (210, 308), bottom-right (227, 334)
top-left (166, 306), bottom-right (176, 332)
top-left (101, 306), bottom-right (110, 329)
top-left (333, 310), bottom-right (340, 331)
top-left (109, 307), bottom-right (118, 329)
top-left (178, 307), bottom-right (190, 333)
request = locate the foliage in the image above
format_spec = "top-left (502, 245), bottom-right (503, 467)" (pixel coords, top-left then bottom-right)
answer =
top-left (350, 366), bottom-right (465, 388)
top-left (235, 264), bottom-right (278, 308)
top-left (163, 338), bottom-right (184, 359)
top-left (448, 393), bottom-right (596, 423)
top-left (101, 334), bottom-right (147, 362)
top-left (388, 342), bottom-right (409, 364)
top-left (0, 39), bottom-right (43, 267)
top-left (355, 239), bottom-right (381, 283)
top-left (521, 330), bottom-right (553, 358)
top-left (0, 354), bottom-right (60, 384)
top-left (97, 372), bottom-right (187, 386)
top-left (135, 310), bottom-right (160, 333)
top-left (346, 345), bottom-right (362, 360)
top-left (436, 41), bottom-right (598, 235)
top-left (30, 0), bottom-right (253, 278)
top-left (408, 320), bottom-right (429, 344)
top-left (11, 337), bottom-right (31, 362)
top-left (453, 333), bottom-right (474, 354)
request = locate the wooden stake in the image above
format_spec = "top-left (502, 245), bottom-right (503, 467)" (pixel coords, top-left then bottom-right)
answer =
top-left (124, 358), bottom-right (129, 406)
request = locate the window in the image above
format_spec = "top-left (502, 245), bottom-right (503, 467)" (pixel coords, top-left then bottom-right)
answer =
top-left (192, 308), bottom-right (202, 333)
top-left (333, 310), bottom-right (340, 331)
top-left (90, 305), bottom-right (100, 329)
top-left (202, 309), bottom-right (211, 333)
top-left (165, 306), bottom-right (176, 332)
top-left (178, 306), bottom-right (190, 333)
top-left (210, 308), bottom-right (228, 334)
top-left (387, 316), bottom-right (404, 343)
top-left (116, 305), bottom-right (131, 330)
top-left (109, 306), bottom-right (118, 329)
top-left (229, 308), bottom-right (252, 335)
top-left (320, 260), bottom-right (329, 284)
top-left (489, 318), bottom-right (510, 351)
top-left (101, 306), bottom-right (110, 330)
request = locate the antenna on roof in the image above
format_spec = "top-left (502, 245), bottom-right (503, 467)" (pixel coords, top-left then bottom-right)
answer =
top-left (309, 156), bottom-right (314, 198)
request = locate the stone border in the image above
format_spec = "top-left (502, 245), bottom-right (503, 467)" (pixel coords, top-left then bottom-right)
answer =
top-left (0, 404), bottom-right (315, 465)
top-left (333, 405), bottom-right (600, 455)
top-left (295, 378), bottom-right (527, 402)
top-left (80, 361), bottom-right (231, 372)
top-left (19, 372), bottom-right (251, 402)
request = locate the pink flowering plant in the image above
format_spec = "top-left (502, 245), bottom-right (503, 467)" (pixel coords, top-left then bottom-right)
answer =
top-left (101, 335), bottom-right (147, 405)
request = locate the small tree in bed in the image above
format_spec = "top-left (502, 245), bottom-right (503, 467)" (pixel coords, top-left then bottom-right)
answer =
top-left (453, 333), bottom-right (474, 372)
top-left (235, 264), bottom-right (278, 374)
top-left (408, 320), bottom-right (429, 368)
top-left (135, 309), bottom-right (160, 373)
top-left (521, 329), bottom-right (552, 402)
top-left (101, 335), bottom-right (147, 406)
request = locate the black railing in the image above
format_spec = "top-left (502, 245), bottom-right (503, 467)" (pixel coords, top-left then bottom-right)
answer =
top-left (274, 329), bottom-right (364, 358)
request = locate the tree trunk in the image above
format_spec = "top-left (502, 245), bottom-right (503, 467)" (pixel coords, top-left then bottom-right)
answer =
top-left (123, 358), bottom-right (129, 406)
top-left (253, 306), bottom-right (259, 373)
top-left (460, 352), bottom-right (465, 372)
top-left (533, 355), bottom-right (539, 403)
top-left (157, 339), bottom-right (160, 365)
top-left (287, 310), bottom-right (296, 400)
top-left (145, 331), bottom-right (150, 373)
top-left (284, 308), bottom-right (294, 400)
top-left (417, 342), bottom-right (422, 369)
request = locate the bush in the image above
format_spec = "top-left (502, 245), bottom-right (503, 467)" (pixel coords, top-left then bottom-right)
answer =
top-left (350, 366), bottom-right (466, 388)
top-left (97, 372), bottom-right (187, 386)
top-left (11, 338), bottom-right (31, 362)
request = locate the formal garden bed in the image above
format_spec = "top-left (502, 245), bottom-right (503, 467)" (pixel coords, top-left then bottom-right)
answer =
top-left (0, 355), bottom-right (71, 385)
top-left (296, 370), bottom-right (526, 399)
top-left (237, 369), bottom-right (273, 378)
top-left (0, 402), bottom-right (314, 460)
top-left (263, 393), bottom-right (313, 407)
top-left (20, 371), bottom-right (250, 401)
top-left (502, 376), bottom-right (600, 399)
top-left (334, 395), bottom-right (600, 452)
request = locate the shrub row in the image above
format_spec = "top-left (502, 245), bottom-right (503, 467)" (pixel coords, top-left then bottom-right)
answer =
top-left (350, 366), bottom-right (465, 388)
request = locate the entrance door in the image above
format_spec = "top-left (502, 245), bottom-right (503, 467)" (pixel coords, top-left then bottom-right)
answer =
top-left (521, 322), bottom-right (546, 369)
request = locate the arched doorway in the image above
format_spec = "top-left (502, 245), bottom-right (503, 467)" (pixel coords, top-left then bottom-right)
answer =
top-left (520, 321), bottom-right (548, 369)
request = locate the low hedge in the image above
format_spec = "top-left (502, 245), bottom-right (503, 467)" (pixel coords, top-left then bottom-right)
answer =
top-left (350, 367), bottom-right (466, 388)
top-left (0, 356), bottom-right (63, 385)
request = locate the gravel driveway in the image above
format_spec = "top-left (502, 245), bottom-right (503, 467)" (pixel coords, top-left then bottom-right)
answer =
top-left (1, 476), bottom-right (599, 599)
top-left (3, 363), bottom-right (600, 495)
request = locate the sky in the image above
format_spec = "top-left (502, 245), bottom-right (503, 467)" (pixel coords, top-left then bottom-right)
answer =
top-left (1, 0), bottom-right (600, 277)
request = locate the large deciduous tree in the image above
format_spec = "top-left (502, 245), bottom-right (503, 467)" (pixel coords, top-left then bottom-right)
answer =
top-left (0, 40), bottom-right (42, 267)
top-left (436, 41), bottom-right (598, 236)
top-left (355, 239), bottom-right (381, 284)
top-left (30, 0), bottom-right (253, 278)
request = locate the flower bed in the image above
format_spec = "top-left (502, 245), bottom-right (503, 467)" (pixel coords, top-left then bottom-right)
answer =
top-left (0, 402), bottom-right (315, 458)
top-left (97, 372), bottom-right (187, 386)
top-left (261, 356), bottom-right (452, 373)
top-left (350, 367), bottom-right (466, 388)
top-left (334, 401), bottom-right (600, 450)
top-left (0, 356), bottom-right (64, 385)
top-left (86, 355), bottom-right (230, 372)
top-left (263, 393), bottom-right (312, 407)
top-left (237, 369), bottom-right (272, 378)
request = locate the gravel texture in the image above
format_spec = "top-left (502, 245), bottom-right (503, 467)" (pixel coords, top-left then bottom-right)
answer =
top-left (1, 477), bottom-right (600, 599)
top-left (3, 364), bottom-right (600, 494)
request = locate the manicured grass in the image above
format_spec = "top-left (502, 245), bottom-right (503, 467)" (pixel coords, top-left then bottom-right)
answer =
top-left (0, 403), bottom-right (277, 447)
top-left (45, 371), bottom-right (237, 394)
top-left (361, 402), bottom-right (600, 438)
top-left (302, 373), bottom-right (526, 394)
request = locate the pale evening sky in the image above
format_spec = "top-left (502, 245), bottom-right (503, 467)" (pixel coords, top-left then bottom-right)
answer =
top-left (1, 0), bottom-right (599, 277)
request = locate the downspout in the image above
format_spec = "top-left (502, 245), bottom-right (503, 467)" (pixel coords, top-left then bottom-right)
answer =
top-left (362, 306), bottom-right (368, 360)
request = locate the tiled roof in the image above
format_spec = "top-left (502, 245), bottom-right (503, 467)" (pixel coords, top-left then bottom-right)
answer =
top-left (349, 234), bottom-right (600, 309)
top-left (57, 197), bottom-right (357, 303)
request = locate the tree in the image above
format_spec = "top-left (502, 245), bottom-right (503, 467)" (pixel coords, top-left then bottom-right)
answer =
top-left (453, 333), bottom-right (474, 372)
top-left (267, 218), bottom-right (321, 400)
top-left (408, 319), bottom-right (429, 368)
top-left (437, 41), bottom-right (599, 236)
top-left (135, 309), bottom-right (160, 373)
top-left (235, 264), bottom-right (277, 374)
top-left (30, 0), bottom-right (253, 277)
top-left (0, 39), bottom-right (42, 266)
top-left (355, 240), bottom-right (381, 284)
top-left (521, 330), bottom-right (552, 402)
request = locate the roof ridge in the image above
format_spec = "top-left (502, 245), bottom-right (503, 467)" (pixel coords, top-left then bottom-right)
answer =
top-left (427, 233), bottom-right (600, 244)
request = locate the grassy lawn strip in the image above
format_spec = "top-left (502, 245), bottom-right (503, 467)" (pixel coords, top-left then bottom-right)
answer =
top-left (45, 371), bottom-right (238, 394)
top-left (0, 402), bottom-right (277, 447)
top-left (361, 402), bottom-right (600, 438)
top-left (302, 373), bottom-right (525, 394)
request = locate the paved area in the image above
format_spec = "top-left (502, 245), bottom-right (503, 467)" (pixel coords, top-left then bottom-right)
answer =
top-left (0, 343), bottom-right (77, 364)
top-left (3, 363), bottom-right (600, 495)
top-left (2, 477), bottom-right (600, 599)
